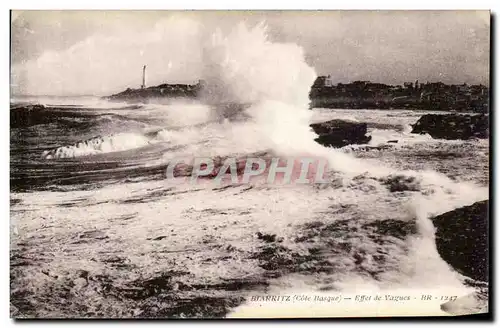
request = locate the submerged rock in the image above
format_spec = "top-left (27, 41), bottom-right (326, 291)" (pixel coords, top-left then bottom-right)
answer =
top-left (431, 200), bottom-right (489, 282)
top-left (380, 174), bottom-right (421, 192)
top-left (310, 119), bottom-right (372, 148)
top-left (411, 114), bottom-right (489, 140)
top-left (256, 232), bottom-right (278, 243)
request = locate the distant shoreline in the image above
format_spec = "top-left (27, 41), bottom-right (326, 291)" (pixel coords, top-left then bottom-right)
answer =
top-left (13, 77), bottom-right (490, 113)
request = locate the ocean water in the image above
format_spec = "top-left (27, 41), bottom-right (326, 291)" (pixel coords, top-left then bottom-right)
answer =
top-left (10, 23), bottom-right (489, 318)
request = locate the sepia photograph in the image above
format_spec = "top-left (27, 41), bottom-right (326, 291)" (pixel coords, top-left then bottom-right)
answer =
top-left (9, 9), bottom-right (490, 319)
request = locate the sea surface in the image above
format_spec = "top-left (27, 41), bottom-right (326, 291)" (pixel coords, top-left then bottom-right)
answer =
top-left (10, 97), bottom-right (489, 318)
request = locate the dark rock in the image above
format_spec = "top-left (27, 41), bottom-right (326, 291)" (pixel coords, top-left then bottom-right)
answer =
top-left (256, 232), bottom-right (277, 243)
top-left (411, 114), bottom-right (489, 140)
top-left (310, 119), bottom-right (372, 148)
top-left (387, 140), bottom-right (399, 144)
top-left (431, 200), bottom-right (489, 282)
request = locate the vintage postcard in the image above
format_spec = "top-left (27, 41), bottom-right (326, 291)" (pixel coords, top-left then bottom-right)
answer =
top-left (10, 10), bottom-right (490, 319)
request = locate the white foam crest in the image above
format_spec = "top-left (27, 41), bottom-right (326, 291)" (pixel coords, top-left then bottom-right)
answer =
top-left (42, 133), bottom-right (152, 159)
top-left (402, 123), bottom-right (413, 134)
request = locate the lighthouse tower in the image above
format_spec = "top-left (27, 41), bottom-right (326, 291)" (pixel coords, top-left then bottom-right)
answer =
top-left (141, 65), bottom-right (147, 89)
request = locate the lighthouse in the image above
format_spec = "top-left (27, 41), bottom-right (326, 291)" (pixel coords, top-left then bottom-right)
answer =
top-left (141, 65), bottom-right (147, 89)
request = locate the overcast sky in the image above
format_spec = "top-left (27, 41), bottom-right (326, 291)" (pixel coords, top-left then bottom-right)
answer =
top-left (11, 10), bottom-right (490, 96)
